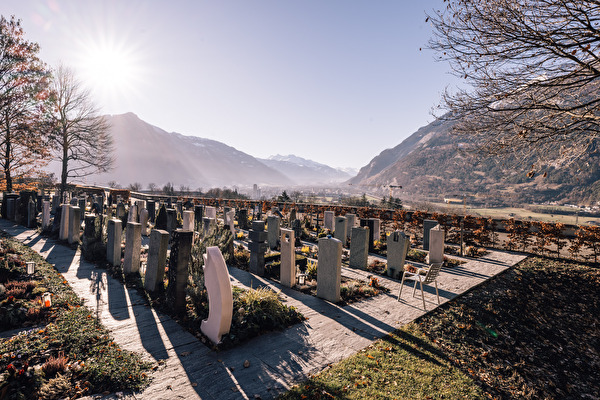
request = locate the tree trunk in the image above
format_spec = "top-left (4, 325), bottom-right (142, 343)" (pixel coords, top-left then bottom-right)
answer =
top-left (4, 116), bottom-right (12, 193)
top-left (60, 129), bottom-right (68, 199)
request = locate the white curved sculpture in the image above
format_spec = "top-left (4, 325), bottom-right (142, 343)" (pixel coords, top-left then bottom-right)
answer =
top-left (201, 246), bottom-right (233, 345)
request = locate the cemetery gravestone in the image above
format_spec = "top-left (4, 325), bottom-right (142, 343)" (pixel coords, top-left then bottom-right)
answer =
top-left (194, 205), bottom-right (204, 226)
top-left (280, 228), bottom-right (296, 287)
top-left (324, 211), bottom-right (335, 232)
top-left (423, 219), bottom-right (438, 251)
top-left (345, 214), bottom-right (356, 239)
top-left (144, 229), bottom-right (169, 292)
top-left (140, 208), bottom-right (149, 236)
top-left (349, 226), bottom-right (369, 269)
top-left (183, 210), bottom-right (194, 231)
top-left (317, 236), bottom-right (342, 303)
top-left (107, 219), bottom-right (122, 267)
top-left (200, 246), bottom-right (234, 345)
top-left (249, 221), bottom-right (267, 276)
top-left (427, 225), bottom-right (445, 264)
top-left (59, 204), bottom-right (70, 241)
top-left (42, 200), bottom-right (51, 230)
top-left (27, 198), bottom-right (36, 228)
top-left (205, 206), bottom-right (217, 219)
top-left (226, 210), bottom-right (235, 236)
top-left (203, 217), bottom-right (216, 234)
top-left (237, 208), bottom-right (249, 230)
top-left (267, 215), bottom-right (280, 250)
top-left (166, 208), bottom-right (177, 234)
top-left (123, 222), bottom-right (142, 274)
top-left (387, 231), bottom-right (410, 279)
top-left (167, 229), bottom-right (193, 314)
top-left (147, 200), bottom-right (156, 223)
top-left (68, 206), bottom-right (81, 244)
top-left (334, 216), bottom-right (348, 246)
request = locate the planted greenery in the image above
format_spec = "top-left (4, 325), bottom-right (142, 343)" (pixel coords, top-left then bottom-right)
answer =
top-left (0, 236), bottom-right (151, 399)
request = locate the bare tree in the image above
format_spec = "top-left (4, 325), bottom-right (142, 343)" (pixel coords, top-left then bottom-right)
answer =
top-left (147, 182), bottom-right (157, 193)
top-left (47, 64), bottom-right (114, 196)
top-left (429, 0), bottom-right (600, 166)
top-left (127, 182), bottom-right (142, 192)
top-left (0, 16), bottom-right (52, 192)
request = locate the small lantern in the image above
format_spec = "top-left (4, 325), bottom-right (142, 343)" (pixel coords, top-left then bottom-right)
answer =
top-left (26, 261), bottom-right (35, 275)
top-left (43, 292), bottom-right (52, 308)
top-left (297, 273), bottom-right (307, 286)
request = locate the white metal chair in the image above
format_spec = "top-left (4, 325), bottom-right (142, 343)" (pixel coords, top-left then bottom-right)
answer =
top-left (397, 262), bottom-right (442, 310)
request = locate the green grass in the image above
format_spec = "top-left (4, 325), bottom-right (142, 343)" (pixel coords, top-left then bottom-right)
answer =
top-left (0, 236), bottom-right (152, 399)
top-left (280, 323), bottom-right (483, 400)
top-left (280, 256), bottom-right (600, 399)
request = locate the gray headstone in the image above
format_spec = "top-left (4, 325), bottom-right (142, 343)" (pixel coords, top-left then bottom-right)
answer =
top-left (27, 198), bottom-right (37, 228)
top-left (280, 228), bottom-right (296, 288)
top-left (205, 206), bottom-right (217, 219)
top-left (334, 216), bottom-right (347, 246)
top-left (349, 226), bottom-right (369, 269)
top-left (345, 214), bottom-right (356, 239)
top-left (59, 204), bottom-right (70, 241)
top-left (249, 220), bottom-right (266, 276)
top-left (107, 219), bottom-right (122, 267)
top-left (166, 208), bottom-right (177, 234)
top-left (387, 231), bottom-right (410, 279)
top-left (423, 219), bottom-right (438, 251)
top-left (144, 229), bottom-right (169, 292)
top-left (68, 206), bottom-right (81, 244)
top-left (267, 215), bottom-right (280, 250)
top-left (237, 208), bottom-right (249, 230)
top-left (147, 200), bottom-right (156, 223)
top-left (194, 205), bottom-right (204, 225)
top-left (324, 211), bottom-right (335, 231)
top-left (427, 225), bottom-right (445, 264)
top-left (202, 217), bottom-right (216, 234)
top-left (123, 222), bottom-right (142, 274)
top-left (183, 210), bottom-right (194, 231)
top-left (317, 236), bottom-right (342, 303)
top-left (42, 200), bottom-right (51, 230)
top-left (140, 208), bottom-right (149, 236)
top-left (128, 204), bottom-right (138, 223)
top-left (167, 229), bottom-right (193, 314)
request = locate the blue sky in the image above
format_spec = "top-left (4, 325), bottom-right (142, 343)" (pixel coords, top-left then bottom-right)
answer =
top-left (2, 0), bottom-right (459, 170)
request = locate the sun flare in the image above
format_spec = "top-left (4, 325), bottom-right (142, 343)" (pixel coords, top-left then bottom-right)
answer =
top-left (74, 36), bottom-right (143, 110)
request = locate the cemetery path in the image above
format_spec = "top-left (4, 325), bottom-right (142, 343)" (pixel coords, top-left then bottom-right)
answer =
top-left (0, 220), bottom-right (527, 400)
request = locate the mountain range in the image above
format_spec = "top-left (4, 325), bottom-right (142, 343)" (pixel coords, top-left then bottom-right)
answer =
top-left (45, 113), bottom-right (354, 189)
top-left (348, 117), bottom-right (600, 205)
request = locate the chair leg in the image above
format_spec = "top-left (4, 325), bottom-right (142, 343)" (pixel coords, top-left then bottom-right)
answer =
top-left (397, 274), bottom-right (407, 301)
top-left (419, 279), bottom-right (426, 310)
top-left (435, 280), bottom-right (440, 304)
top-left (412, 279), bottom-right (418, 296)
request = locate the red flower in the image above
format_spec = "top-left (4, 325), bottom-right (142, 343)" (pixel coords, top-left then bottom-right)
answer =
top-left (6, 363), bottom-right (15, 374)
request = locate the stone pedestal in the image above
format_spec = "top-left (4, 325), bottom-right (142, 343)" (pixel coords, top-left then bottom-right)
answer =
top-left (423, 219), bottom-right (438, 251)
top-left (280, 228), bottom-right (296, 288)
top-left (123, 222), bottom-right (142, 274)
top-left (349, 227), bottom-right (369, 269)
top-left (144, 229), bottom-right (169, 292)
top-left (267, 215), bottom-right (280, 250)
top-left (334, 216), bottom-right (347, 246)
top-left (107, 219), bottom-right (122, 267)
top-left (387, 231), bottom-right (410, 279)
top-left (317, 236), bottom-right (342, 302)
top-left (167, 229), bottom-right (193, 314)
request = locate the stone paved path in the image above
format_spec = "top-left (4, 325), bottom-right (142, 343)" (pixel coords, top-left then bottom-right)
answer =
top-left (0, 220), bottom-right (527, 399)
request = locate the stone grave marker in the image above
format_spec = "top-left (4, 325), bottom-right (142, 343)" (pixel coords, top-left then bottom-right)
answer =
top-left (324, 211), bottom-right (335, 231)
top-left (194, 205), bottom-right (204, 226)
top-left (167, 229), bottom-right (193, 314)
top-left (27, 198), bottom-right (36, 228)
top-left (59, 204), bottom-right (70, 241)
top-left (107, 219), bottom-right (122, 267)
top-left (42, 200), bottom-right (51, 230)
top-left (292, 219), bottom-right (302, 246)
top-left (249, 221), bottom-right (267, 276)
top-left (334, 216), bottom-right (348, 246)
top-left (202, 217), bottom-right (216, 234)
top-left (123, 222), bottom-right (142, 274)
top-left (68, 206), bottom-right (81, 244)
top-left (183, 210), bottom-right (194, 231)
top-left (280, 228), bottom-right (296, 288)
top-left (349, 226), bottom-right (369, 269)
top-left (267, 215), bottom-right (280, 250)
top-left (166, 208), bottom-right (177, 234)
top-left (144, 229), bottom-right (169, 292)
top-left (427, 224), bottom-right (445, 264)
top-left (423, 219), bottom-right (438, 251)
top-left (147, 200), bottom-right (156, 223)
top-left (237, 208), bottom-right (249, 230)
top-left (317, 236), bottom-right (342, 303)
top-left (387, 231), bottom-right (410, 279)
top-left (226, 210), bottom-right (235, 236)
top-left (128, 204), bottom-right (138, 223)
top-left (205, 206), bottom-right (217, 219)
top-left (140, 208), bottom-right (149, 236)
top-left (155, 205), bottom-right (168, 230)
top-left (200, 246), bottom-right (233, 345)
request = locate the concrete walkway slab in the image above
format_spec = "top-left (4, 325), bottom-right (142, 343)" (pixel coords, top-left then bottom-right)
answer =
top-left (0, 220), bottom-right (527, 399)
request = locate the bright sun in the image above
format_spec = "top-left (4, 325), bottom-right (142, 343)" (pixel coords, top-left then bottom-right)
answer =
top-left (75, 37), bottom-right (142, 110)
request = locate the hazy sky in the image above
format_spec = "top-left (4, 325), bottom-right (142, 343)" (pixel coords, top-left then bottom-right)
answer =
top-left (2, 0), bottom-right (459, 170)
